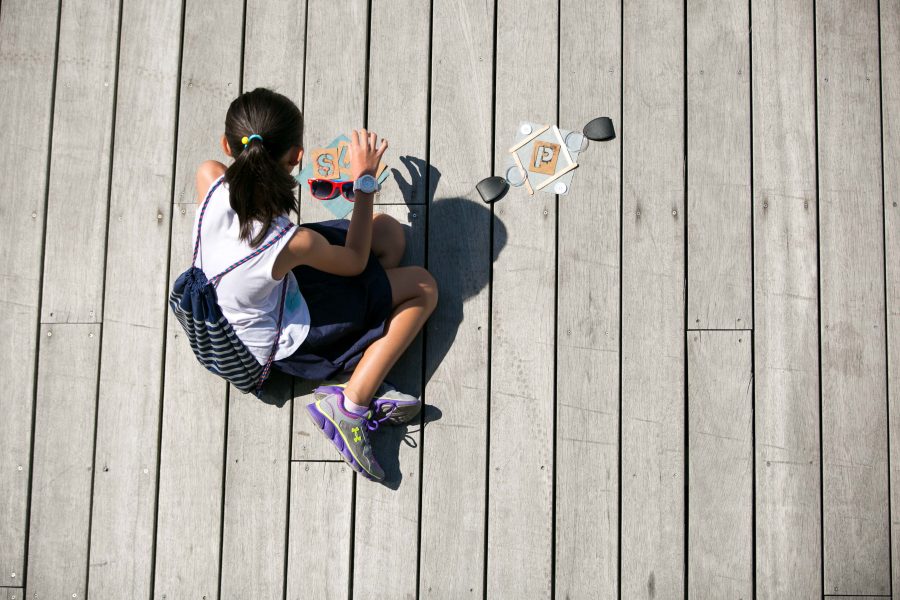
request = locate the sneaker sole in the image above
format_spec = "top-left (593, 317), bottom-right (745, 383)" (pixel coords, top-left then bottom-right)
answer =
top-left (305, 401), bottom-right (381, 481)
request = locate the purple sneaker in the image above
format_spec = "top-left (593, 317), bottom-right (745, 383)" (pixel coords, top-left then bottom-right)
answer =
top-left (305, 388), bottom-right (385, 481)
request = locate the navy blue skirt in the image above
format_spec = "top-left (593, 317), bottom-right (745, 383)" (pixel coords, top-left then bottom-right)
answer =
top-left (273, 219), bottom-right (393, 380)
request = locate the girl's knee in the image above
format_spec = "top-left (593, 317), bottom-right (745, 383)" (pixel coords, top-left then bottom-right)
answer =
top-left (373, 213), bottom-right (406, 262)
top-left (414, 267), bottom-right (438, 312)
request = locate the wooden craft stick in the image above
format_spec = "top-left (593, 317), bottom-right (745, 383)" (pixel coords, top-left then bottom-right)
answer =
top-left (509, 123), bottom-right (550, 154)
top-left (535, 161), bottom-right (578, 191)
top-left (552, 125), bottom-right (575, 165)
top-left (512, 151), bottom-right (534, 195)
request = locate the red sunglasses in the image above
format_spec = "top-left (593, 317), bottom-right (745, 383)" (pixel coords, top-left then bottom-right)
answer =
top-left (308, 178), bottom-right (355, 201)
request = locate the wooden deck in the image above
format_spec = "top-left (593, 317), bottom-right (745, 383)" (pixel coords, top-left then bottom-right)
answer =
top-left (1, 0), bottom-right (897, 598)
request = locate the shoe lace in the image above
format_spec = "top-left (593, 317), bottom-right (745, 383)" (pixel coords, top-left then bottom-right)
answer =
top-left (379, 401), bottom-right (399, 419)
top-left (363, 406), bottom-right (394, 433)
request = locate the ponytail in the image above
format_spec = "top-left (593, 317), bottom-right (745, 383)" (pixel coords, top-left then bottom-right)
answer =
top-left (223, 88), bottom-right (303, 247)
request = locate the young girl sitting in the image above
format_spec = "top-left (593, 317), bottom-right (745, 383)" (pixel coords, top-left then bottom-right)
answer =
top-left (192, 88), bottom-right (438, 481)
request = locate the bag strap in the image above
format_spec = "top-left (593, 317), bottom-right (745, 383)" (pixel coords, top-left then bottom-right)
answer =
top-left (255, 276), bottom-right (289, 395)
top-left (209, 222), bottom-right (295, 286)
top-left (192, 175), bottom-right (226, 268)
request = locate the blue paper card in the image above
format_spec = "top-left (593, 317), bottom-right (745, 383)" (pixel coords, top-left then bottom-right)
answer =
top-left (296, 134), bottom-right (390, 219)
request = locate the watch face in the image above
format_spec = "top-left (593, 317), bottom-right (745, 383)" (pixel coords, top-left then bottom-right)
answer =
top-left (356, 175), bottom-right (378, 193)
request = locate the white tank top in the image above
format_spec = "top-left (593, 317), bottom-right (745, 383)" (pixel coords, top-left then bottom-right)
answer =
top-left (192, 179), bottom-right (309, 364)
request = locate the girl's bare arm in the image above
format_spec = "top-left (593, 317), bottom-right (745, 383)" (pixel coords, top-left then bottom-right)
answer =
top-left (342, 128), bottom-right (387, 268)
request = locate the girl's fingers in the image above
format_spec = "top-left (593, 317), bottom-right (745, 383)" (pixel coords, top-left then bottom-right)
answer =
top-left (349, 129), bottom-right (385, 172)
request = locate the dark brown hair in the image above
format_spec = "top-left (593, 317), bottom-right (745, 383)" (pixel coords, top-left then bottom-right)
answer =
top-left (223, 88), bottom-right (303, 247)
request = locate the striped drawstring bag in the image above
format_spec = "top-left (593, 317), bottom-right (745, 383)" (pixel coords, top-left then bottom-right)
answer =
top-left (169, 176), bottom-right (294, 398)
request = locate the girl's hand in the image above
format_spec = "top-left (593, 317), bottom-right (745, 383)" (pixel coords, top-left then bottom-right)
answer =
top-left (349, 128), bottom-right (388, 180)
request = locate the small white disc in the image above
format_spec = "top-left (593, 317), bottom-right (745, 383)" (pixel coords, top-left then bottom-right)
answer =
top-left (519, 123), bottom-right (532, 135)
top-left (554, 181), bottom-right (568, 194)
top-left (505, 165), bottom-right (526, 186)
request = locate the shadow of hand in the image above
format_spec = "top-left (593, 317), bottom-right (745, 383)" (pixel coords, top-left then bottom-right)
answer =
top-left (391, 155), bottom-right (440, 206)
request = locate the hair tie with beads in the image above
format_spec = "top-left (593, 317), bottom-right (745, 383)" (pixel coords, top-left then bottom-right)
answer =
top-left (241, 134), bottom-right (263, 148)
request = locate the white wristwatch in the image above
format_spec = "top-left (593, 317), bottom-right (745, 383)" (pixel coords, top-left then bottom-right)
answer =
top-left (353, 174), bottom-right (381, 194)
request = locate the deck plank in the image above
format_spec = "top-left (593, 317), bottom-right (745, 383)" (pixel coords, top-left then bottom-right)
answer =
top-left (350, 2), bottom-right (431, 596)
top-left (366, 0), bottom-right (430, 205)
top-left (0, 0), bottom-right (60, 585)
top-left (487, 0), bottom-right (558, 596)
top-left (620, 0), bottom-right (686, 597)
top-left (216, 5), bottom-right (311, 596)
top-left (243, 0), bottom-right (307, 101)
top-left (687, 330), bottom-right (753, 598)
top-left (155, 206), bottom-right (229, 599)
top-left (554, 0), bottom-right (621, 597)
top-left (418, 0), bottom-right (494, 595)
top-left (153, 0), bottom-right (243, 595)
top-left (302, 0), bottom-right (366, 143)
top-left (219, 375), bottom-right (292, 598)
top-left (686, 0), bottom-right (752, 329)
top-left (300, 0), bottom-right (369, 196)
top-left (816, 1), bottom-right (891, 594)
top-left (751, 1), bottom-right (821, 597)
top-left (351, 205), bottom-right (425, 600)
top-left (25, 3), bottom-right (119, 594)
top-left (39, 0), bottom-right (118, 324)
top-left (286, 462), bottom-right (353, 600)
top-left (879, 0), bottom-right (900, 595)
top-left (86, 0), bottom-right (183, 595)
top-left (25, 325), bottom-right (99, 600)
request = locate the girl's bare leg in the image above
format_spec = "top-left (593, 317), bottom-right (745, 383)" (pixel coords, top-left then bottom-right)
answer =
top-left (342, 265), bottom-right (437, 406)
